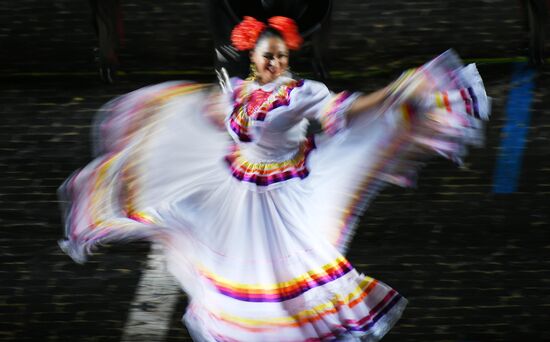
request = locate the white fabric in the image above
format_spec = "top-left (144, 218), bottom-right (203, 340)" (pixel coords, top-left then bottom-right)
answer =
top-left (59, 50), bottom-right (489, 341)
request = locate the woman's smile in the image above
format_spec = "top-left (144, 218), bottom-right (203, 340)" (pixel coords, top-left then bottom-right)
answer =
top-left (250, 36), bottom-right (289, 84)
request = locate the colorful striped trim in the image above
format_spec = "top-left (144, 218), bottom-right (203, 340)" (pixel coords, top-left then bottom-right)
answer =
top-left (126, 211), bottom-right (156, 224)
top-left (318, 91), bottom-right (352, 136)
top-left (459, 88), bottom-right (473, 115)
top-left (207, 276), bottom-right (378, 328)
top-left (225, 136), bottom-right (315, 187)
top-left (229, 79), bottom-right (304, 142)
top-left (467, 87), bottom-right (480, 118)
top-left (400, 103), bottom-right (416, 130)
top-left (308, 292), bottom-right (403, 341)
top-left (199, 278), bottom-right (403, 338)
top-left (89, 152), bottom-right (121, 229)
top-left (200, 255), bottom-right (353, 302)
top-left (435, 88), bottom-right (480, 118)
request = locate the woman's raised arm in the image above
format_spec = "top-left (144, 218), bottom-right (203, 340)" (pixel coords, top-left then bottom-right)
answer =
top-left (346, 86), bottom-right (391, 120)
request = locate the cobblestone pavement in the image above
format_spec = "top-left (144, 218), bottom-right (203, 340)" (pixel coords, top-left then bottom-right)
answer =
top-left (2, 1), bottom-right (550, 341)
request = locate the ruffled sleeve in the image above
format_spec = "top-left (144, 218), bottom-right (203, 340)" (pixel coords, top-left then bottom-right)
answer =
top-left (300, 80), bottom-right (362, 136)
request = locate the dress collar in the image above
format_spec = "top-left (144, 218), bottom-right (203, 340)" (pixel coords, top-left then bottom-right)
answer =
top-left (248, 73), bottom-right (294, 92)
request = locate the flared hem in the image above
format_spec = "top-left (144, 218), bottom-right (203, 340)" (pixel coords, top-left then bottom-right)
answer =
top-left (360, 296), bottom-right (407, 342)
top-left (181, 294), bottom-right (408, 342)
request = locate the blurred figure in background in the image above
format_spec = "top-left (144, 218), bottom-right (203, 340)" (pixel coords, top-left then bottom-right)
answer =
top-left (206, 0), bottom-right (332, 80)
top-left (89, 0), bottom-right (124, 83)
top-left (519, 0), bottom-right (548, 66)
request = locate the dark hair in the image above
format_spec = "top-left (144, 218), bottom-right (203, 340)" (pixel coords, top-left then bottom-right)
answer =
top-left (255, 27), bottom-right (285, 47)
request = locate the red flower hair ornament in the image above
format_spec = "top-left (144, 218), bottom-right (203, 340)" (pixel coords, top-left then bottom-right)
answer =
top-left (231, 16), bottom-right (303, 51)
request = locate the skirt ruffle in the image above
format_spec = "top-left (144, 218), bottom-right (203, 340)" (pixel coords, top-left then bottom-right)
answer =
top-left (302, 50), bottom-right (489, 253)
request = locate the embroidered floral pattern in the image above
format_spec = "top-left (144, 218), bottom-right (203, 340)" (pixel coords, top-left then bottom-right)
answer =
top-left (229, 79), bottom-right (304, 142)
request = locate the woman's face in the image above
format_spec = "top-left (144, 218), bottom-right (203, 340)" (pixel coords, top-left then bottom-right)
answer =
top-left (250, 36), bottom-right (289, 84)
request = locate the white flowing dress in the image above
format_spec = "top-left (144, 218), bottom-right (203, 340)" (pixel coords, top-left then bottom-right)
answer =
top-left (59, 50), bottom-right (489, 341)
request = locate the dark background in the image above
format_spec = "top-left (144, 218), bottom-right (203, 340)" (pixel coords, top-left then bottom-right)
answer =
top-left (1, 1), bottom-right (549, 341)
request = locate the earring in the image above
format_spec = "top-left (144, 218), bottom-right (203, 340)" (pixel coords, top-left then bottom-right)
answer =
top-left (246, 63), bottom-right (258, 81)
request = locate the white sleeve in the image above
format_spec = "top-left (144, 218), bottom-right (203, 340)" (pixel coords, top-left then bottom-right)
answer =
top-left (300, 80), bottom-right (361, 136)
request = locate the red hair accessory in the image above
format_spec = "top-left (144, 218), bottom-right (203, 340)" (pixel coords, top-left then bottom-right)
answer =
top-left (231, 16), bottom-right (303, 51)
top-left (231, 16), bottom-right (267, 51)
top-left (267, 16), bottom-right (303, 50)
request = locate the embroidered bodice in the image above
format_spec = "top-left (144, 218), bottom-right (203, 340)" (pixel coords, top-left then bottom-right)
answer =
top-left (224, 76), bottom-right (359, 187)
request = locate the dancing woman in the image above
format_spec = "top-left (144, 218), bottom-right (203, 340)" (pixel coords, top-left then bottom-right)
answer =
top-left (59, 16), bottom-right (489, 341)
